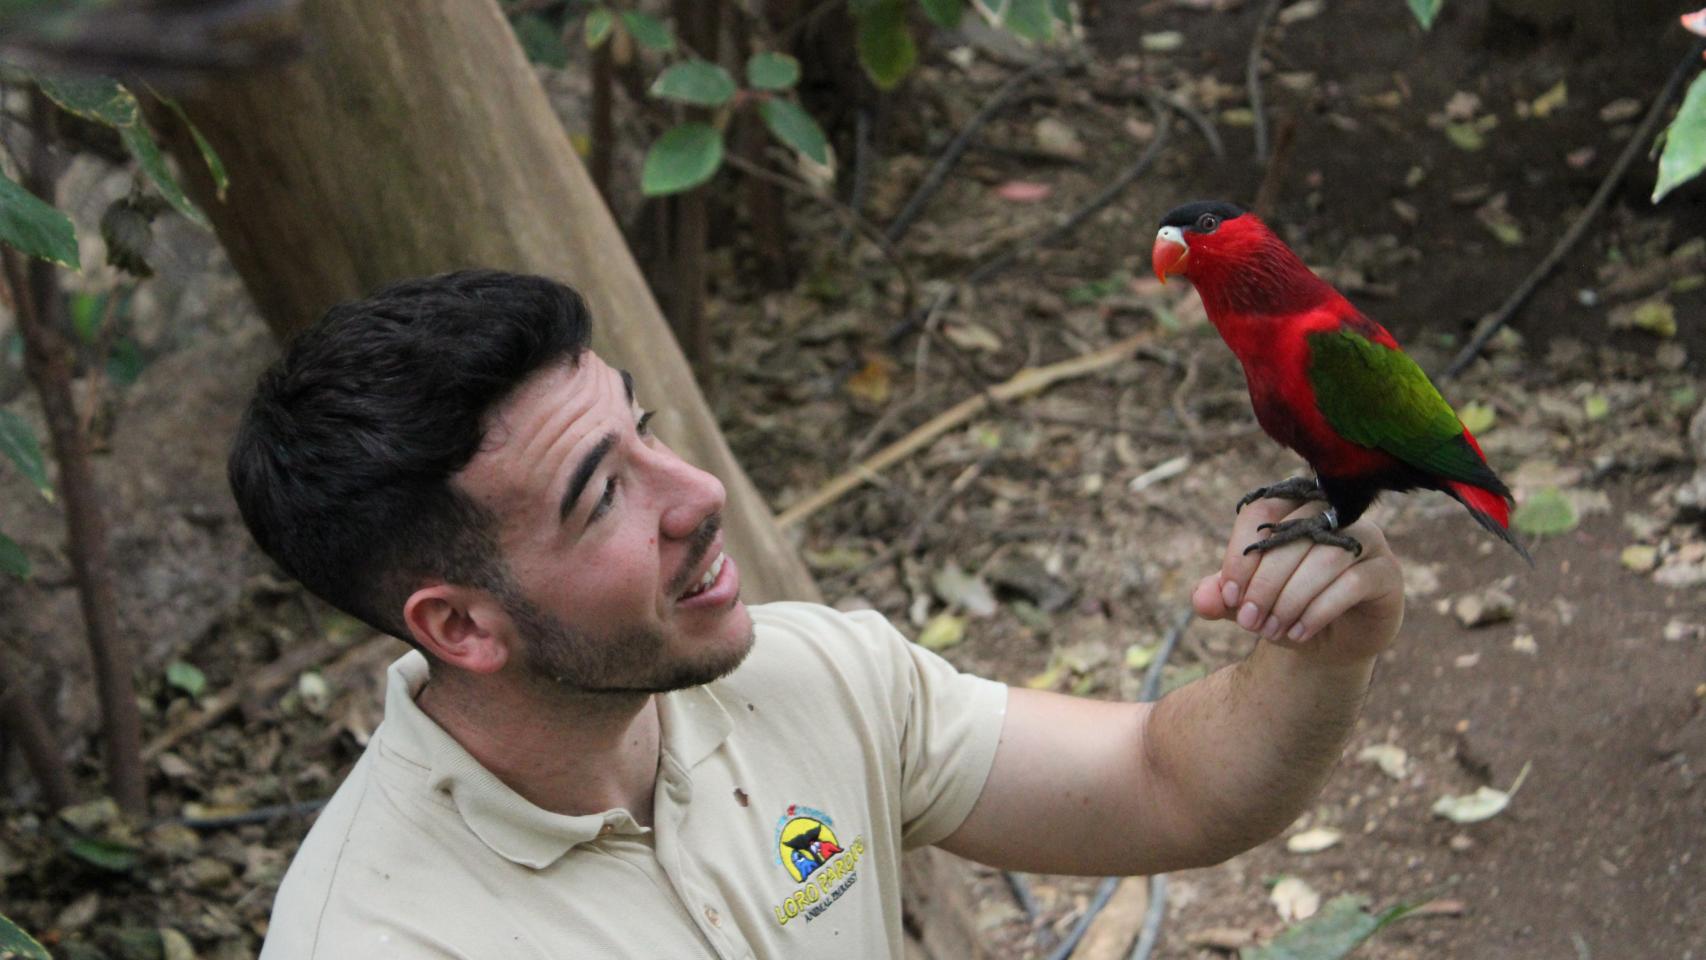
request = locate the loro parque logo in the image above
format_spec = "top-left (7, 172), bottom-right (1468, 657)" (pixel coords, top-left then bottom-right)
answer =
top-left (770, 803), bottom-right (867, 926)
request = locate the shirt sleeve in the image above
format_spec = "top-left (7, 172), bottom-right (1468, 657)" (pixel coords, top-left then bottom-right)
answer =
top-left (837, 608), bottom-right (1010, 850)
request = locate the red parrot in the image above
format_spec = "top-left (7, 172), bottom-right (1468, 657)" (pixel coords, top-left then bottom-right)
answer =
top-left (1151, 200), bottom-right (1530, 563)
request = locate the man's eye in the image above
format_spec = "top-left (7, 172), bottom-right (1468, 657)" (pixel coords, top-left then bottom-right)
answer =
top-left (590, 477), bottom-right (618, 522)
top-left (637, 410), bottom-right (654, 436)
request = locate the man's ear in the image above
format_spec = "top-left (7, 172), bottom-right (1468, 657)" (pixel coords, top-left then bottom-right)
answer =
top-left (402, 584), bottom-right (514, 675)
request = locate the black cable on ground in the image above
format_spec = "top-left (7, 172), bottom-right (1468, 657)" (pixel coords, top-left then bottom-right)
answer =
top-left (1441, 36), bottom-right (1706, 381)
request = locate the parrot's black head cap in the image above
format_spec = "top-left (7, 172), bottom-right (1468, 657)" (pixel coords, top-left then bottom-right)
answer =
top-left (1159, 200), bottom-right (1249, 231)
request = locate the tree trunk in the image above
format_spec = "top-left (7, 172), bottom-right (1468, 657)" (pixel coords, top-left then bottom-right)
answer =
top-left (159, 0), bottom-right (818, 604)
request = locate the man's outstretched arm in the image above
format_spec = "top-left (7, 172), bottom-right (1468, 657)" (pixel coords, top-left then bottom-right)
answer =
top-left (937, 497), bottom-right (1404, 876)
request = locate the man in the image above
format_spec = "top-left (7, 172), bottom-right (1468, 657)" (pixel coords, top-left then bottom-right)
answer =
top-left (236, 271), bottom-right (1403, 958)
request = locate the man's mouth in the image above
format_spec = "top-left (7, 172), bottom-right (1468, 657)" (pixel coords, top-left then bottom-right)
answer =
top-left (679, 550), bottom-right (726, 601)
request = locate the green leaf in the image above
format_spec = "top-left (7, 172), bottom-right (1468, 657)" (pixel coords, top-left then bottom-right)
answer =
top-left (165, 660), bottom-right (206, 699)
top-left (70, 290), bottom-right (105, 343)
top-left (641, 123), bottom-right (724, 196)
top-left (1242, 893), bottom-right (1425, 960)
top-left (65, 835), bottom-right (141, 872)
top-left (918, 612), bottom-right (966, 651)
top-left (513, 12), bottom-right (569, 68)
top-left (1406, 0), bottom-right (1442, 30)
top-left (584, 7), bottom-right (614, 48)
top-left (0, 408), bottom-right (51, 500)
top-left (650, 60), bottom-right (737, 107)
top-left (1654, 72), bottom-right (1706, 203)
top-left (745, 51), bottom-right (801, 91)
top-left (34, 72), bottom-right (138, 127)
top-left (918, 0), bottom-right (962, 28)
top-left (620, 10), bottom-right (675, 52)
top-left (856, 0), bottom-right (917, 89)
top-left (1003, 0), bottom-right (1055, 41)
top-left (0, 911), bottom-right (51, 960)
top-left (160, 96), bottom-right (228, 202)
top-left (759, 98), bottom-right (830, 165)
top-left (0, 170), bottom-right (78, 267)
top-left (119, 122), bottom-right (208, 228)
top-left (1512, 486), bottom-right (1577, 536)
top-left (0, 531), bottom-right (29, 579)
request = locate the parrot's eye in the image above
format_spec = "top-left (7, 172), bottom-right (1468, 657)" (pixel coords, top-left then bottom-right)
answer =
top-left (1195, 213), bottom-right (1220, 233)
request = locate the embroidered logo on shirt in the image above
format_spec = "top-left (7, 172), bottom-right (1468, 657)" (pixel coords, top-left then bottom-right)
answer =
top-left (770, 803), bottom-right (866, 926)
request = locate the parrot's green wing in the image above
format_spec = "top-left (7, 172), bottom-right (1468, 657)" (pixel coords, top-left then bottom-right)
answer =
top-left (1307, 326), bottom-right (1498, 487)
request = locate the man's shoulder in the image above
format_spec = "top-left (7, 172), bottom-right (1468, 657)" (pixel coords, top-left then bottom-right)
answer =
top-left (259, 739), bottom-right (474, 958)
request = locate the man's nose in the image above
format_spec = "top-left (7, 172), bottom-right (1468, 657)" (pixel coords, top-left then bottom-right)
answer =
top-left (649, 442), bottom-right (727, 540)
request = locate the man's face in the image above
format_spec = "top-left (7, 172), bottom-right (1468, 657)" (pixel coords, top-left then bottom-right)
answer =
top-left (453, 354), bottom-right (754, 694)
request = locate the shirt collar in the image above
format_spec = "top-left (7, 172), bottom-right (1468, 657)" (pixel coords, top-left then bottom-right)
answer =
top-left (377, 651), bottom-right (735, 870)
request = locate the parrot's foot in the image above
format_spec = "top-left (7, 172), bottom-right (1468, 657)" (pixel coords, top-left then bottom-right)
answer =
top-left (1242, 510), bottom-right (1363, 557)
top-left (1235, 476), bottom-right (1326, 514)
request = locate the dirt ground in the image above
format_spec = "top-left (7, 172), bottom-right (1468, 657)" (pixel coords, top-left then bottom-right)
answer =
top-left (1, 1), bottom-right (1704, 958)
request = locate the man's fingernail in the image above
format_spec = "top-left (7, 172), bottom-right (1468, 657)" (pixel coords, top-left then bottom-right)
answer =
top-left (1238, 602), bottom-right (1260, 631)
top-left (1288, 622), bottom-right (1307, 641)
top-left (1221, 580), bottom-right (1240, 609)
top-left (1261, 615), bottom-right (1280, 639)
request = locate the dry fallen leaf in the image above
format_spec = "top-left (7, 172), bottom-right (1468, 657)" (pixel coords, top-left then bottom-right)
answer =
top-left (1432, 761), bottom-right (1532, 823)
top-left (1286, 827), bottom-right (1343, 854)
top-left (1270, 876), bottom-right (1321, 921)
top-left (1357, 744), bottom-right (1409, 779)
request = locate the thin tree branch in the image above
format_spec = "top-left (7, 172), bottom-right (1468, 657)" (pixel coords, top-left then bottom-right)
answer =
top-left (885, 57), bottom-right (1067, 246)
top-left (1247, 0), bottom-right (1284, 163)
top-left (777, 330), bottom-right (1156, 530)
top-left (1441, 36), bottom-right (1706, 380)
top-left (1, 90), bottom-right (145, 813)
top-left (725, 151), bottom-right (918, 316)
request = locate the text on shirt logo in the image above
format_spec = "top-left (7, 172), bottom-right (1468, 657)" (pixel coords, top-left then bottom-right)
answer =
top-left (770, 803), bottom-right (867, 926)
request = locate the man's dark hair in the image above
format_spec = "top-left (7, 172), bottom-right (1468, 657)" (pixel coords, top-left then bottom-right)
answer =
top-left (229, 270), bottom-right (593, 640)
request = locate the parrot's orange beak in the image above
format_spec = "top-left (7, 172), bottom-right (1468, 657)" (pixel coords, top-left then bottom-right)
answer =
top-left (1152, 235), bottom-right (1189, 284)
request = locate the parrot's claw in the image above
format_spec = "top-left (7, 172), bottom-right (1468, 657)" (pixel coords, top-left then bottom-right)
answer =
top-left (1242, 514), bottom-right (1363, 557)
top-left (1235, 476), bottom-right (1326, 514)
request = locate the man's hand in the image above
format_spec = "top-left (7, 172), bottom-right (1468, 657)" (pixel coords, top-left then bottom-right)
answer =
top-left (1192, 497), bottom-right (1404, 667)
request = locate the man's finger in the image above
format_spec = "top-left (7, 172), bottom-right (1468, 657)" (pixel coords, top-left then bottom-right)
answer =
top-left (1219, 499), bottom-right (1329, 611)
top-left (1265, 538), bottom-right (1363, 640)
top-left (1193, 573), bottom-right (1230, 621)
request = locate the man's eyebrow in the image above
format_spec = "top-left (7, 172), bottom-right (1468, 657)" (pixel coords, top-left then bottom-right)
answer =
top-left (560, 432), bottom-right (617, 523)
top-left (620, 369), bottom-right (635, 406)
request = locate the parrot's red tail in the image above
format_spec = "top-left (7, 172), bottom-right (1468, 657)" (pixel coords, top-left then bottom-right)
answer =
top-left (1445, 480), bottom-right (1533, 566)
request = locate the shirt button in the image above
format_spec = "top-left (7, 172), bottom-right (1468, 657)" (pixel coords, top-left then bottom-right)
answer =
top-left (704, 906), bottom-right (722, 927)
top-left (598, 823), bottom-right (614, 837)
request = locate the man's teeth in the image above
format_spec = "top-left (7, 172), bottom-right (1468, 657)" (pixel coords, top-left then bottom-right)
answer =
top-left (690, 552), bottom-right (726, 595)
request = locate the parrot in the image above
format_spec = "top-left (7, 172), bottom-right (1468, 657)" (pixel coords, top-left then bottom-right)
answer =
top-left (1151, 200), bottom-right (1531, 564)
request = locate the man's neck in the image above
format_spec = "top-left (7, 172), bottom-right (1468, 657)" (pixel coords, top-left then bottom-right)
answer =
top-left (416, 671), bottom-right (662, 826)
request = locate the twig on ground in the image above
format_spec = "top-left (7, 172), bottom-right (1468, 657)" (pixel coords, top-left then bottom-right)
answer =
top-left (885, 57), bottom-right (1068, 246)
top-left (967, 91), bottom-right (1173, 287)
top-left (1441, 36), bottom-right (1706, 381)
top-left (839, 108), bottom-right (872, 251)
top-left (777, 331), bottom-right (1156, 530)
top-left (725, 152), bottom-right (918, 317)
top-left (1169, 352), bottom-right (1204, 443)
top-left (143, 630), bottom-right (394, 762)
top-left (1247, 0), bottom-right (1285, 163)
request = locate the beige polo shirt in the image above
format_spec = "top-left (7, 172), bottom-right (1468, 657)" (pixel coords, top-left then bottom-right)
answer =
top-left (259, 601), bottom-right (1008, 959)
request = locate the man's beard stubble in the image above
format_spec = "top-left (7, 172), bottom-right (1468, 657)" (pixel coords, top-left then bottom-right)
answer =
top-left (499, 513), bottom-right (752, 695)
